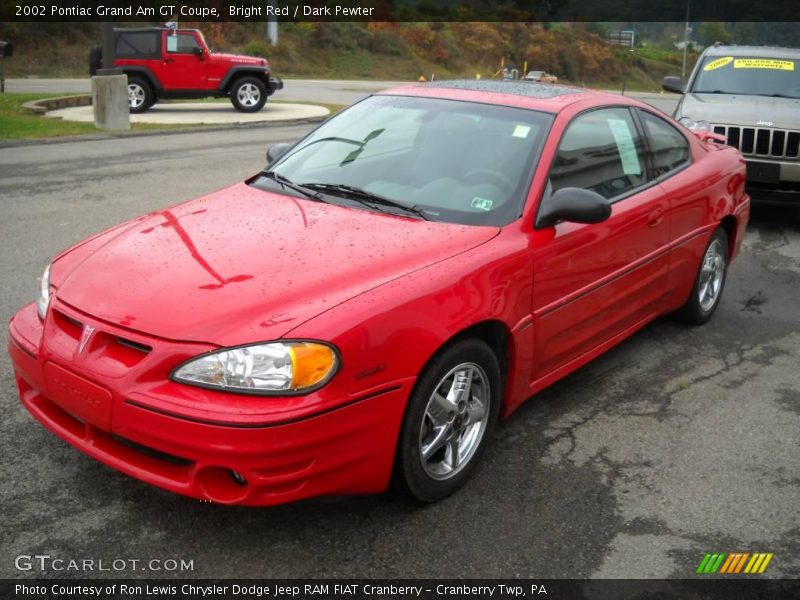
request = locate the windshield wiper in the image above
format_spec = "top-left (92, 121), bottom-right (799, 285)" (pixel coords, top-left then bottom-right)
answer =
top-left (260, 170), bottom-right (326, 202)
top-left (300, 183), bottom-right (429, 220)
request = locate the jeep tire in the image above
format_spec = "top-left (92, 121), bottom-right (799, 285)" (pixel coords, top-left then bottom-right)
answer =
top-left (230, 76), bottom-right (267, 113)
top-left (127, 77), bottom-right (154, 114)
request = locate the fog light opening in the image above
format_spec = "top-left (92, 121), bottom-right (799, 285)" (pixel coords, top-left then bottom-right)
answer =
top-left (229, 470), bottom-right (247, 486)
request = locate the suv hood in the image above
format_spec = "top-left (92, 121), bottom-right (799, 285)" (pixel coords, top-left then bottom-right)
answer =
top-left (55, 183), bottom-right (499, 347)
top-left (680, 93), bottom-right (800, 126)
top-left (211, 53), bottom-right (266, 66)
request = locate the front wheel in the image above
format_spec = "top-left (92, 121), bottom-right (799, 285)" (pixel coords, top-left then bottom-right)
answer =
top-left (674, 227), bottom-right (729, 325)
top-left (395, 339), bottom-right (501, 502)
top-left (230, 77), bottom-right (267, 113)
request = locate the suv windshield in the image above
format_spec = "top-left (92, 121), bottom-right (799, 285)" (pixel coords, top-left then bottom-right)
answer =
top-left (254, 95), bottom-right (552, 226)
top-left (692, 55), bottom-right (800, 98)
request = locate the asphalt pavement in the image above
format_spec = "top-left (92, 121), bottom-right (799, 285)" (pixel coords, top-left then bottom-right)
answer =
top-left (1, 120), bottom-right (798, 579)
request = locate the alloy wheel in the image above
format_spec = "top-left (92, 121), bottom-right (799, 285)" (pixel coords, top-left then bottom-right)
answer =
top-left (128, 83), bottom-right (145, 109)
top-left (237, 83), bottom-right (261, 107)
top-left (698, 238), bottom-right (726, 311)
top-left (418, 362), bottom-right (491, 480)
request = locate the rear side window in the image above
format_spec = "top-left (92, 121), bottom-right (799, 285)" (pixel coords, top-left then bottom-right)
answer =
top-left (550, 107), bottom-right (647, 201)
top-left (166, 33), bottom-right (200, 54)
top-left (115, 32), bottom-right (159, 58)
top-left (639, 110), bottom-right (690, 177)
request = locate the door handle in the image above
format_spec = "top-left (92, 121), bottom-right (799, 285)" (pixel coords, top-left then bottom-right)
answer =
top-left (647, 207), bottom-right (665, 227)
top-left (164, 58), bottom-right (175, 63)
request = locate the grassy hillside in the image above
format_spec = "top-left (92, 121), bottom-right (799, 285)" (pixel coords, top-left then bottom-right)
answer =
top-left (0, 22), bottom-right (694, 91)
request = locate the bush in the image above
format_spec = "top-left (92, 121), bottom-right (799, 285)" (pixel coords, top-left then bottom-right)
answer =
top-left (242, 41), bottom-right (270, 59)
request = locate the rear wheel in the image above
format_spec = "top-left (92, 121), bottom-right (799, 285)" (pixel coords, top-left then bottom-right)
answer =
top-left (395, 338), bottom-right (501, 502)
top-left (674, 227), bottom-right (729, 325)
top-left (127, 77), bottom-right (153, 113)
top-left (230, 77), bottom-right (267, 113)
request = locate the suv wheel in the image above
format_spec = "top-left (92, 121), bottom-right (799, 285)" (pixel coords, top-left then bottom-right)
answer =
top-left (127, 77), bottom-right (153, 113)
top-left (230, 77), bottom-right (267, 113)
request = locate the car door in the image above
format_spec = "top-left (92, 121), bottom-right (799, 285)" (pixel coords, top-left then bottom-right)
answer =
top-left (530, 107), bottom-right (670, 382)
top-left (634, 109), bottom-right (703, 311)
top-left (160, 31), bottom-right (208, 90)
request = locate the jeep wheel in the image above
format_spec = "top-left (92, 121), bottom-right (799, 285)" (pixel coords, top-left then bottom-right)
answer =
top-left (230, 77), bottom-right (267, 113)
top-left (127, 77), bottom-right (153, 113)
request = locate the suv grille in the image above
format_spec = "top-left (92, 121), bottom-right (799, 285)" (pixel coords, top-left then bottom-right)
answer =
top-left (712, 125), bottom-right (800, 159)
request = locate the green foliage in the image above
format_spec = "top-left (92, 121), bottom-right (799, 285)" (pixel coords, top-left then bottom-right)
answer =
top-left (697, 22), bottom-right (732, 47)
top-left (242, 41), bottom-right (270, 59)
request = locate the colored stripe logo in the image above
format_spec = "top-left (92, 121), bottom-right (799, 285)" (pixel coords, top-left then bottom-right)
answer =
top-left (696, 553), bottom-right (774, 574)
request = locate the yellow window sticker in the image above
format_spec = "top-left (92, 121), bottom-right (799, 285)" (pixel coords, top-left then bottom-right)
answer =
top-left (734, 59), bottom-right (795, 71)
top-left (703, 57), bottom-right (733, 71)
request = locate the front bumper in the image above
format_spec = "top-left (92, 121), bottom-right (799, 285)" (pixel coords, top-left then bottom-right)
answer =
top-left (8, 301), bottom-right (411, 506)
top-left (267, 75), bottom-right (283, 95)
top-left (744, 159), bottom-right (800, 204)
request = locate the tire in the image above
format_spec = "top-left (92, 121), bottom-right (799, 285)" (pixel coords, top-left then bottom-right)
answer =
top-left (395, 338), bottom-right (502, 502)
top-left (127, 77), bottom-right (154, 114)
top-left (674, 227), bottom-right (729, 325)
top-left (230, 76), bottom-right (267, 113)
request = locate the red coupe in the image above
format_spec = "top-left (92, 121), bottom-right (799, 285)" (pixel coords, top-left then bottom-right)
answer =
top-left (8, 81), bottom-right (749, 505)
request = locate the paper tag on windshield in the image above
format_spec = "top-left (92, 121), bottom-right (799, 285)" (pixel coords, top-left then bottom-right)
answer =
top-left (471, 197), bottom-right (494, 211)
top-left (512, 125), bottom-right (531, 138)
top-left (607, 118), bottom-right (642, 176)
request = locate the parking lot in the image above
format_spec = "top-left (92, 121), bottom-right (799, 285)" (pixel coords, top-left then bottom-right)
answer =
top-left (1, 123), bottom-right (798, 579)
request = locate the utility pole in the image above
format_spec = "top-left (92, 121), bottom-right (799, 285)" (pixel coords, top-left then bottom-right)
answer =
top-left (266, 1), bottom-right (278, 46)
top-left (681, 1), bottom-right (691, 80)
top-left (92, 22), bottom-right (129, 130)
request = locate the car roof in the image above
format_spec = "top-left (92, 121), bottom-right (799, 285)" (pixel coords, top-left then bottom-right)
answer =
top-left (377, 79), bottom-right (636, 114)
top-left (704, 45), bottom-right (800, 59)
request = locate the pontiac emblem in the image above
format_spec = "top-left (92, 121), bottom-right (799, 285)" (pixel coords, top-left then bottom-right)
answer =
top-left (78, 325), bottom-right (96, 354)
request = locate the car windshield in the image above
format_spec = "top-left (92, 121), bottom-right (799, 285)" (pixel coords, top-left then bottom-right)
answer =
top-left (253, 95), bottom-right (552, 226)
top-left (692, 55), bottom-right (800, 98)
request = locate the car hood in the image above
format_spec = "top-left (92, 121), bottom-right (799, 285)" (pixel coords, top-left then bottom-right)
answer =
top-left (55, 183), bottom-right (499, 347)
top-left (680, 93), bottom-right (800, 126)
top-left (211, 53), bottom-right (266, 66)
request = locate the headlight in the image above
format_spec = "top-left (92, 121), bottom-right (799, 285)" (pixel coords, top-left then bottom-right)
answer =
top-left (36, 264), bottom-right (51, 319)
top-left (679, 117), bottom-right (710, 133)
top-left (171, 341), bottom-right (339, 394)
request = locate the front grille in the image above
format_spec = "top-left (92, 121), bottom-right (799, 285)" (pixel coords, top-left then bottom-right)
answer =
top-left (712, 124), bottom-right (800, 159)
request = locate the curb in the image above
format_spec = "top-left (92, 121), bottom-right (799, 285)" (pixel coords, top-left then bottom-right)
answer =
top-left (21, 94), bottom-right (93, 115)
top-left (0, 116), bottom-right (327, 148)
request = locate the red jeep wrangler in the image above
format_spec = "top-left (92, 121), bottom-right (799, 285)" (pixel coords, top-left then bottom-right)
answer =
top-left (90, 27), bottom-right (283, 113)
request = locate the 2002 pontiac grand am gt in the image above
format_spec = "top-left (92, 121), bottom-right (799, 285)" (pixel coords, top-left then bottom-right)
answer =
top-left (8, 80), bottom-right (749, 506)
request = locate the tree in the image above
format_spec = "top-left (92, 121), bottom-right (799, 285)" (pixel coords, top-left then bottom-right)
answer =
top-left (697, 22), bottom-right (731, 47)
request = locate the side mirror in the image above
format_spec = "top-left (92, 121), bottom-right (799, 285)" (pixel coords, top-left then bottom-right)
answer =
top-left (536, 187), bottom-right (611, 229)
top-left (192, 46), bottom-right (204, 60)
top-left (662, 75), bottom-right (684, 94)
top-left (266, 142), bottom-right (291, 164)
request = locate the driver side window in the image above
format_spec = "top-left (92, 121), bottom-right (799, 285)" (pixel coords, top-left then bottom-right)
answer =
top-left (166, 33), bottom-right (200, 54)
top-left (550, 108), bottom-right (647, 201)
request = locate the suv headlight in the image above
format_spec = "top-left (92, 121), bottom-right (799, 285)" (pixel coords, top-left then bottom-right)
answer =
top-left (172, 341), bottom-right (339, 394)
top-left (679, 117), bottom-right (710, 133)
top-left (37, 264), bottom-right (51, 319)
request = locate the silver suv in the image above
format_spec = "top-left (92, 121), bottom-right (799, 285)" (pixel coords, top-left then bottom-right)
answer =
top-left (663, 45), bottom-right (800, 204)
